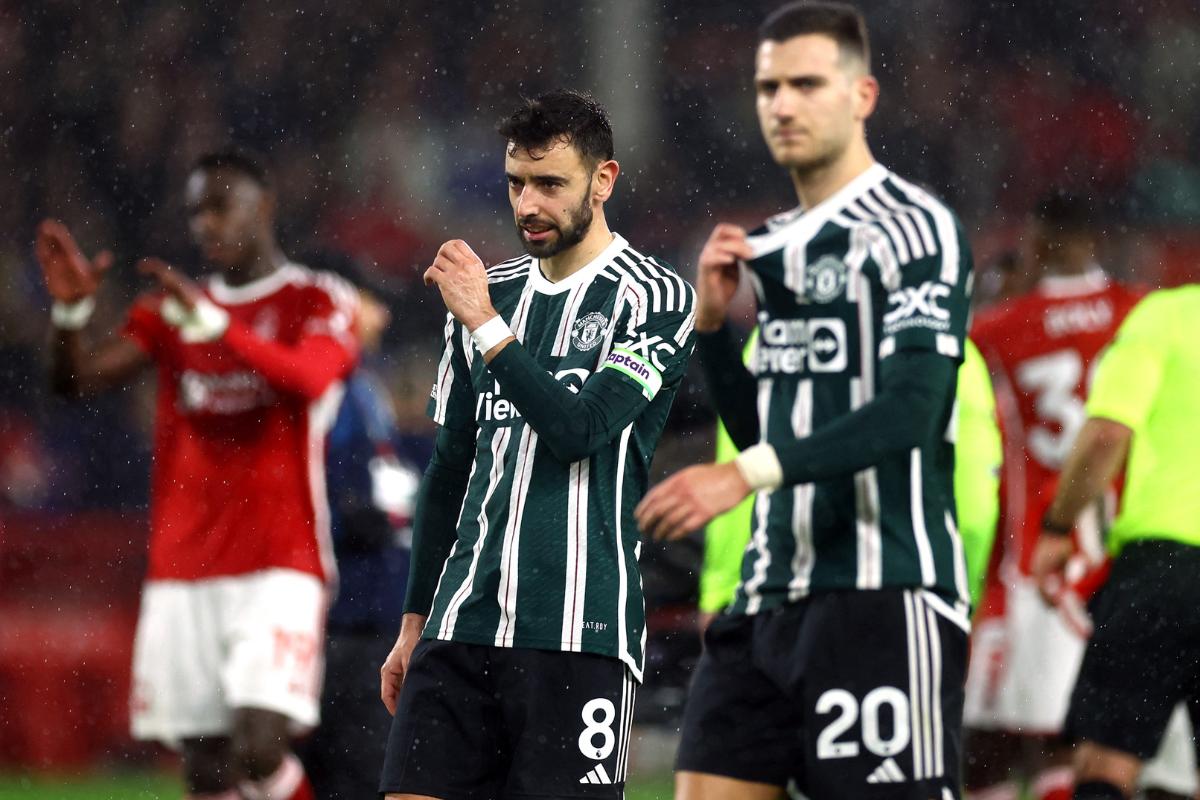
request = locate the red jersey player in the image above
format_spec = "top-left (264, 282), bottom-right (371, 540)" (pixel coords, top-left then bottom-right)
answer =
top-left (38, 149), bottom-right (358, 800)
top-left (962, 194), bottom-right (1142, 800)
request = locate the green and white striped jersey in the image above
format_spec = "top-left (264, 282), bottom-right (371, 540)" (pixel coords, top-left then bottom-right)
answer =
top-left (730, 164), bottom-right (974, 617)
top-left (424, 234), bottom-right (695, 679)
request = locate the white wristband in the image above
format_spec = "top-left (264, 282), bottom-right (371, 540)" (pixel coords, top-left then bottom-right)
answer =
top-left (161, 296), bottom-right (230, 343)
top-left (470, 315), bottom-right (514, 354)
top-left (735, 443), bottom-right (784, 491)
top-left (50, 297), bottom-right (96, 330)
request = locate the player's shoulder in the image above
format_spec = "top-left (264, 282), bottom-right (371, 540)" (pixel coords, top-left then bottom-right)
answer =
top-left (1107, 278), bottom-right (1149, 306)
top-left (969, 294), bottom-right (1037, 349)
top-left (838, 170), bottom-right (963, 257)
top-left (260, 262), bottom-right (360, 313)
top-left (605, 242), bottom-right (695, 312)
top-left (1127, 285), bottom-right (1196, 324)
top-left (486, 254), bottom-right (534, 284)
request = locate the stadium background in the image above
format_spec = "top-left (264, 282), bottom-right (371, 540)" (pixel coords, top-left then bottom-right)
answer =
top-left (2, 0), bottom-right (1199, 796)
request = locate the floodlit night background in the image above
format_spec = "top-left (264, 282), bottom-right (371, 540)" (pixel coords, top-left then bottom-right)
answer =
top-left (1, 0), bottom-right (1198, 795)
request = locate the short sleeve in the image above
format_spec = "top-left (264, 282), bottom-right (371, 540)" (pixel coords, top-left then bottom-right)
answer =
top-left (426, 313), bottom-right (478, 432)
top-left (600, 273), bottom-right (696, 401)
top-left (876, 218), bottom-right (973, 362)
top-left (1086, 293), bottom-right (1170, 430)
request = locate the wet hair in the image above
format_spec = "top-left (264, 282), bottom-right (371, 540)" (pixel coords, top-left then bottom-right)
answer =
top-left (759, 2), bottom-right (870, 70)
top-left (1034, 191), bottom-right (1095, 234)
top-left (191, 147), bottom-right (271, 189)
top-left (496, 89), bottom-right (614, 166)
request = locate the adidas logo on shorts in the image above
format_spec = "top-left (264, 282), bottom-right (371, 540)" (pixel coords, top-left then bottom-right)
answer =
top-left (579, 764), bottom-right (614, 785)
top-left (865, 757), bottom-right (907, 783)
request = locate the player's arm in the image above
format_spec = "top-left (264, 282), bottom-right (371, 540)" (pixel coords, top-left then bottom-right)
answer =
top-left (637, 352), bottom-right (956, 540)
top-left (694, 223), bottom-right (760, 448)
top-left (36, 220), bottom-right (151, 395)
top-left (139, 258), bottom-right (358, 399)
top-left (954, 339), bottom-right (1002, 606)
top-left (424, 239), bottom-right (696, 463)
top-left (50, 326), bottom-right (151, 396)
top-left (639, 223), bottom-right (974, 540)
top-left (483, 348), bottom-right (654, 462)
top-left (382, 311), bottom-right (479, 713)
top-left (382, 425), bottom-right (473, 715)
top-left (402, 423), bottom-right (475, 617)
top-left (1032, 293), bottom-right (1167, 599)
top-left (696, 324), bottom-right (759, 449)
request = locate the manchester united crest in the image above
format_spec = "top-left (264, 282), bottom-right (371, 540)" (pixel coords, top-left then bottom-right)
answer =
top-left (571, 312), bottom-right (608, 352)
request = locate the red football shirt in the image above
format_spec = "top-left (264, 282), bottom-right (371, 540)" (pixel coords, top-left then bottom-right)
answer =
top-left (971, 268), bottom-right (1142, 579)
top-left (122, 264), bottom-right (359, 583)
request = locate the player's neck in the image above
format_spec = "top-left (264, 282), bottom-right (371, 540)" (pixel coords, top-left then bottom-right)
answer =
top-left (222, 247), bottom-right (287, 287)
top-left (1049, 259), bottom-right (1096, 277)
top-left (790, 139), bottom-right (876, 211)
top-left (539, 217), bottom-right (614, 283)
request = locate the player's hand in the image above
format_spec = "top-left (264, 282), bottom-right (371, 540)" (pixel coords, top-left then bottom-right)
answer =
top-left (635, 462), bottom-right (751, 541)
top-left (138, 257), bottom-right (204, 307)
top-left (424, 240), bottom-right (499, 331)
top-left (34, 219), bottom-right (114, 303)
top-left (1031, 533), bottom-right (1075, 606)
top-left (138, 258), bottom-right (229, 343)
top-left (380, 612), bottom-right (427, 715)
top-left (694, 224), bottom-right (753, 333)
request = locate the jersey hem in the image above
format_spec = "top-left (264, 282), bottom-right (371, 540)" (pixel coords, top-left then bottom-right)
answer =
top-left (424, 627), bottom-right (644, 682)
top-left (731, 583), bottom-right (966, 618)
top-left (143, 563), bottom-right (327, 585)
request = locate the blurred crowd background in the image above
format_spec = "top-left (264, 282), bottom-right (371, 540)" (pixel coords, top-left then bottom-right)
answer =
top-left (3, 0), bottom-right (1200, 776)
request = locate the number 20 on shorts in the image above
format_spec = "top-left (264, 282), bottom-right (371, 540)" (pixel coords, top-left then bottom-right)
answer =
top-left (815, 686), bottom-right (911, 760)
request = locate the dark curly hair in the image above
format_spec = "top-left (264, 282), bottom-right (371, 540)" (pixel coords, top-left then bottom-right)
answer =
top-left (191, 146), bottom-right (271, 189)
top-left (496, 89), bottom-right (614, 166)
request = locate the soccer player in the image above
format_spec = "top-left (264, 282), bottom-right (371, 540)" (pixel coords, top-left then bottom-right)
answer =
top-left (377, 90), bottom-right (696, 799)
top-left (1031, 284), bottom-right (1200, 800)
top-left (636, 3), bottom-right (975, 797)
top-left (701, 333), bottom-right (1000, 621)
top-left (37, 149), bottom-right (359, 800)
top-left (964, 193), bottom-right (1143, 800)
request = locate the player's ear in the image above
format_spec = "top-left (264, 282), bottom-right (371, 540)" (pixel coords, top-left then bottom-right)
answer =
top-left (258, 188), bottom-right (278, 226)
top-left (592, 159), bottom-right (620, 204)
top-left (853, 75), bottom-right (879, 122)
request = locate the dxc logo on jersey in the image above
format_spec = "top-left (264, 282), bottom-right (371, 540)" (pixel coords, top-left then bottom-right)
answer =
top-left (883, 281), bottom-right (951, 335)
top-left (619, 331), bottom-right (677, 371)
top-left (755, 317), bottom-right (848, 375)
top-left (477, 370), bottom-right (591, 422)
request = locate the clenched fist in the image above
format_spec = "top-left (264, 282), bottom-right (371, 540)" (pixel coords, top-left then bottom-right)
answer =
top-left (424, 240), bottom-right (500, 331)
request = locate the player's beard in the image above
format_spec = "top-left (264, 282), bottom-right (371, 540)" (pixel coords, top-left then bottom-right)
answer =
top-left (514, 191), bottom-right (594, 259)
top-left (773, 128), bottom-right (849, 178)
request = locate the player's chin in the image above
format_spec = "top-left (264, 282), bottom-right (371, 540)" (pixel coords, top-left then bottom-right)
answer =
top-left (770, 144), bottom-right (821, 170)
top-left (519, 233), bottom-right (562, 258)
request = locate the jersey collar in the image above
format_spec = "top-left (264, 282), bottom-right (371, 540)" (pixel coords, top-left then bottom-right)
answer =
top-left (1037, 266), bottom-right (1109, 298)
top-left (529, 233), bottom-right (628, 295)
top-left (750, 163), bottom-right (890, 258)
top-left (208, 263), bottom-right (300, 305)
